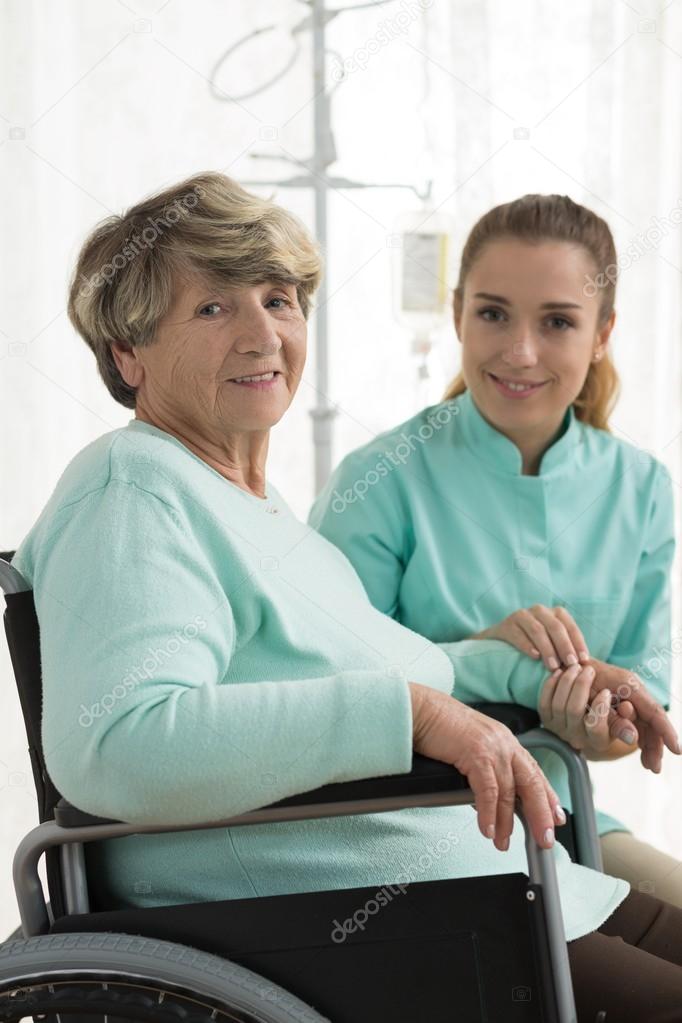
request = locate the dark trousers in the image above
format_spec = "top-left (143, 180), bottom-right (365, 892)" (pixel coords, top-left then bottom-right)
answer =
top-left (568, 889), bottom-right (682, 1021)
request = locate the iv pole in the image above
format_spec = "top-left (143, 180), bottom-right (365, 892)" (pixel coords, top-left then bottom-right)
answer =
top-left (211, 0), bottom-right (430, 493)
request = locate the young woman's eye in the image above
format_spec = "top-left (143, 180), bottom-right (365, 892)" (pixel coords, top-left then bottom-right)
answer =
top-left (478, 307), bottom-right (505, 322)
top-left (548, 315), bottom-right (572, 330)
top-left (198, 302), bottom-right (222, 317)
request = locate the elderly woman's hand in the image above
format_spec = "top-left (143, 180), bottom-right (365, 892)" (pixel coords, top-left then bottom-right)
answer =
top-left (471, 605), bottom-right (590, 671)
top-left (408, 682), bottom-right (565, 853)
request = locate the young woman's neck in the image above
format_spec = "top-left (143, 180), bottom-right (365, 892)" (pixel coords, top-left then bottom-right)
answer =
top-left (505, 414), bottom-right (568, 475)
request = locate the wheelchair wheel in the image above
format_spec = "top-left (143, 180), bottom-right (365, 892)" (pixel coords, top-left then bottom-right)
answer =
top-left (0, 932), bottom-right (329, 1023)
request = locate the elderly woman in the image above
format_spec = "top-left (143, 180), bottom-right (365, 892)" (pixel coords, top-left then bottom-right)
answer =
top-left (10, 172), bottom-right (682, 1018)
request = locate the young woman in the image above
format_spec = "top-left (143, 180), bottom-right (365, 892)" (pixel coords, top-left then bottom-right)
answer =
top-left (309, 193), bottom-right (682, 908)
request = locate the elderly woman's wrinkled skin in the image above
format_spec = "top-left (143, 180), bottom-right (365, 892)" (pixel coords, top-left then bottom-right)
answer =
top-left (111, 276), bottom-right (306, 498)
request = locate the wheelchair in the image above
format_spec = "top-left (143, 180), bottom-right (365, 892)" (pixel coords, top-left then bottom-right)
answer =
top-left (0, 550), bottom-right (603, 1022)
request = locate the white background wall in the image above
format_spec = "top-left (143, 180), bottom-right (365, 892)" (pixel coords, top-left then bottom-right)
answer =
top-left (1, 0), bottom-right (681, 935)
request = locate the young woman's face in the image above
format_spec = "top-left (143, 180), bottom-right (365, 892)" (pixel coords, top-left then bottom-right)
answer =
top-left (454, 238), bottom-right (615, 438)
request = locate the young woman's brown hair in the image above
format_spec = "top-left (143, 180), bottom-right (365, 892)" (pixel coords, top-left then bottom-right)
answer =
top-left (444, 194), bottom-right (620, 430)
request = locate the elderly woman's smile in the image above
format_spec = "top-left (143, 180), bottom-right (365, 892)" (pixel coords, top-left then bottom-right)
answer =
top-left (228, 370), bottom-right (281, 387)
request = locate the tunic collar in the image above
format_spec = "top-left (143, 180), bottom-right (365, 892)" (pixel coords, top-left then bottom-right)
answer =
top-left (456, 388), bottom-right (581, 477)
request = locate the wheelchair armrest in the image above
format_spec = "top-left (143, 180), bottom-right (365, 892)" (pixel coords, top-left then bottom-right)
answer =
top-left (52, 753), bottom-right (472, 829)
top-left (470, 702), bottom-right (540, 734)
top-left (54, 800), bottom-right (120, 828)
top-left (52, 706), bottom-right (538, 829)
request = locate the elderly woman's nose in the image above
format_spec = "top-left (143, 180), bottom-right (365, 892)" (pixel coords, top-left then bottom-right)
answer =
top-left (232, 306), bottom-right (282, 353)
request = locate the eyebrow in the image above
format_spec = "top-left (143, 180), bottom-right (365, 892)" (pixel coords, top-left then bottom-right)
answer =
top-left (473, 291), bottom-right (583, 310)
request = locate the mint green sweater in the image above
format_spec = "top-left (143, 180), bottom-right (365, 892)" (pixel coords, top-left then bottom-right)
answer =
top-left (11, 417), bottom-right (628, 941)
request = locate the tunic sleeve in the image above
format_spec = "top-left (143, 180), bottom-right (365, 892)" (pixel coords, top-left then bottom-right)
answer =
top-left (607, 462), bottom-right (675, 709)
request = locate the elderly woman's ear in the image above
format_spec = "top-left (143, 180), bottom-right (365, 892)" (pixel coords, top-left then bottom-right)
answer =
top-left (111, 340), bottom-right (144, 390)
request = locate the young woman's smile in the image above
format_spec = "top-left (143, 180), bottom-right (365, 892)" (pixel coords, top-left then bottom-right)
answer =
top-left (485, 372), bottom-right (551, 399)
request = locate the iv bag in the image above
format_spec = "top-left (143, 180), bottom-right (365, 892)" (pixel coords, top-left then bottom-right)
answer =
top-left (391, 209), bottom-right (454, 346)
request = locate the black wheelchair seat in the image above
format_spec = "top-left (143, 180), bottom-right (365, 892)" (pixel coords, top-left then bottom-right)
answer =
top-left (50, 872), bottom-right (553, 1022)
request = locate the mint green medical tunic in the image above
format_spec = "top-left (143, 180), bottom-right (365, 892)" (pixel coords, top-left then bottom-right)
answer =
top-left (308, 389), bottom-right (675, 836)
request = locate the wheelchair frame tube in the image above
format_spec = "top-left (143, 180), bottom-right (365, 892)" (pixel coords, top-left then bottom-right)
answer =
top-left (523, 815), bottom-right (578, 1023)
top-left (521, 728), bottom-right (604, 872)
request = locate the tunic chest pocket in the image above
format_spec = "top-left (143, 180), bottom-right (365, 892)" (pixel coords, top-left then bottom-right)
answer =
top-left (555, 597), bottom-right (627, 660)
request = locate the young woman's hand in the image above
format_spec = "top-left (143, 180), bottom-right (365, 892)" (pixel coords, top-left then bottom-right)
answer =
top-left (539, 664), bottom-right (633, 759)
top-left (408, 682), bottom-right (565, 853)
top-left (586, 659), bottom-right (681, 773)
top-left (538, 661), bottom-right (681, 772)
top-left (471, 604), bottom-right (590, 671)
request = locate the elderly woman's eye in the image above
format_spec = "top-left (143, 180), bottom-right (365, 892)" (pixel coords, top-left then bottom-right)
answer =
top-left (198, 302), bottom-right (222, 317)
top-left (267, 296), bottom-right (291, 309)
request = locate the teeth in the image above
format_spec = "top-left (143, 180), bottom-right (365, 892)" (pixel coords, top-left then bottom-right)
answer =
top-left (233, 372), bottom-right (276, 383)
top-left (497, 377), bottom-right (539, 392)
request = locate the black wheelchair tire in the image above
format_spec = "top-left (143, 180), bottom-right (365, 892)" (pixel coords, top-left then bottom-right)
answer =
top-left (0, 932), bottom-right (330, 1023)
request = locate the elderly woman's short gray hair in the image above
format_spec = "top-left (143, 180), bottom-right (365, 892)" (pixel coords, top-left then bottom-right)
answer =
top-left (67, 172), bottom-right (323, 409)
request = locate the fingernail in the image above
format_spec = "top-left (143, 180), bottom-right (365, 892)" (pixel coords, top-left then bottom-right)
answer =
top-left (548, 657), bottom-right (559, 670)
top-left (584, 666), bottom-right (595, 678)
top-left (554, 805), bottom-right (567, 824)
top-left (621, 730), bottom-right (636, 745)
top-left (530, 648), bottom-right (540, 657)
top-left (579, 650), bottom-right (590, 663)
top-left (486, 824), bottom-right (496, 839)
top-left (544, 828), bottom-right (555, 846)
top-left (500, 837), bottom-right (509, 851)
top-left (565, 653), bottom-right (577, 666)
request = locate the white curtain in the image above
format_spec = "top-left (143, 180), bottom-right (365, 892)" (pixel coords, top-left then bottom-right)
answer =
top-left (1, 0), bottom-right (680, 935)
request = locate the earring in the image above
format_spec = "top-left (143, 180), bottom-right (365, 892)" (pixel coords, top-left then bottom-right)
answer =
top-left (593, 351), bottom-right (602, 362)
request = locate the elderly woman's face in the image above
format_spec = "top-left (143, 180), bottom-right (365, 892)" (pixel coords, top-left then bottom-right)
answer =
top-left (132, 276), bottom-right (307, 433)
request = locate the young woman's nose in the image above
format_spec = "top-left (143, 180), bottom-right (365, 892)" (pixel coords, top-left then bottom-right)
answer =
top-left (501, 330), bottom-right (539, 368)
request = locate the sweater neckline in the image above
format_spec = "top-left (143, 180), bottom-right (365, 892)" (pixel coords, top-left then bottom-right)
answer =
top-left (125, 418), bottom-right (282, 514)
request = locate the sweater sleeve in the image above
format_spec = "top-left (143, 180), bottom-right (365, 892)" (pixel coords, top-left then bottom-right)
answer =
top-left (607, 463), bottom-right (675, 709)
top-left (437, 638), bottom-right (548, 707)
top-left (36, 480), bottom-right (414, 827)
